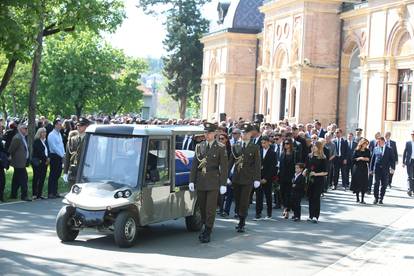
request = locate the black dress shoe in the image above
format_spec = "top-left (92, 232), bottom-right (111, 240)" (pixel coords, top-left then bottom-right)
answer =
top-left (37, 196), bottom-right (46, 200)
top-left (55, 194), bottom-right (62, 198)
top-left (237, 225), bottom-right (245, 233)
top-left (200, 227), bottom-right (211, 243)
top-left (379, 199), bottom-right (383, 204)
top-left (373, 199), bottom-right (378, 204)
top-left (22, 197), bottom-right (32, 202)
top-left (48, 195), bottom-right (56, 199)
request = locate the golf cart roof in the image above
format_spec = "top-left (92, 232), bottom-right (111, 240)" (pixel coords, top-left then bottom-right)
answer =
top-left (86, 124), bottom-right (205, 136)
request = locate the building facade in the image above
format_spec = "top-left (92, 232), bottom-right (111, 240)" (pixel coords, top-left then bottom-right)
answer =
top-left (201, 0), bottom-right (414, 144)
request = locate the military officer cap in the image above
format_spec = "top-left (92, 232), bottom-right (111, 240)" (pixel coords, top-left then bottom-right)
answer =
top-left (355, 127), bottom-right (363, 131)
top-left (203, 122), bottom-right (217, 133)
top-left (77, 117), bottom-right (91, 127)
top-left (240, 123), bottom-right (254, 133)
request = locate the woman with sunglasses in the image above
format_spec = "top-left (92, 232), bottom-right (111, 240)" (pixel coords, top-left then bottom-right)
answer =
top-left (279, 139), bottom-right (296, 219)
top-left (305, 141), bottom-right (328, 223)
top-left (350, 138), bottom-right (371, 204)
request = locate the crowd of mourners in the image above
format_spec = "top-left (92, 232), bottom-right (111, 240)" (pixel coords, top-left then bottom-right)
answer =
top-left (1, 114), bottom-right (413, 225)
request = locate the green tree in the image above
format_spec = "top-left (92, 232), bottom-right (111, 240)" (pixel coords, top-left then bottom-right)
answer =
top-left (138, 0), bottom-right (210, 119)
top-left (39, 32), bottom-right (147, 117)
top-left (0, 0), bottom-right (126, 152)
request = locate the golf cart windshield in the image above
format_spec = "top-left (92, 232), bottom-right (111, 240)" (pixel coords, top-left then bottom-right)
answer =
top-left (80, 134), bottom-right (143, 187)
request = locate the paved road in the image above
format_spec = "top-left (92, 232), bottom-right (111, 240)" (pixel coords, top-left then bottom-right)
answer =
top-left (1, 165), bottom-right (413, 276)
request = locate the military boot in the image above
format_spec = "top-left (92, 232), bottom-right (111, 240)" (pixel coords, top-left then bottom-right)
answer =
top-left (201, 227), bottom-right (212, 243)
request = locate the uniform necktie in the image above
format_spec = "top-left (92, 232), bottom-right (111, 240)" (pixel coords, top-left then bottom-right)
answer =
top-left (243, 142), bottom-right (246, 150)
top-left (207, 143), bottom-right (211, 151)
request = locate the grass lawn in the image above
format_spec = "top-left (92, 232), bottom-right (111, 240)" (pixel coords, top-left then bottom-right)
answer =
top-left (2, 167), bottom-right (69, 202)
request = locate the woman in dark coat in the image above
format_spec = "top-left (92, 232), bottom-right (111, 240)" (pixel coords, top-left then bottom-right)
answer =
top-left (279, 139), bottom-right (297, 219)
top-left (350, 138), bottom-right (371, 204)
top-left (306, 141), bottom-right (328, 223)
top-left (32, 127), bottom-right (49, 199)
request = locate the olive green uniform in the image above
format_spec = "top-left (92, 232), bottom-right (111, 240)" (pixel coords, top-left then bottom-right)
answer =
top-left (229, 141), bottom-right (261, 220)
top-left (190, 140), bottom-right (228, 229)
top-left (63, 131), bottom-right (86, 186)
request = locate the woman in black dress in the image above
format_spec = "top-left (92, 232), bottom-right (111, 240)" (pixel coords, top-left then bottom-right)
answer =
top-left (350, 138), bottom-right (371, 204)
top-left (32, 127), bottom-right (49, 200)
top-left (279, 139), bottom-right (296, 219)
top-left (305, 141), bottom-right (328, 223)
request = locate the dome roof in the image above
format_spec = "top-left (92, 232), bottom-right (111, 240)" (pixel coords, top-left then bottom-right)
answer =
top-left (215, 0), bottom-right (264, 33)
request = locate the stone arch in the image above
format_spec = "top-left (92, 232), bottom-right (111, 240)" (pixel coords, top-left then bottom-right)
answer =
top-left (386, 21), bottom-right (414, 56)
top-left (273, 43), bottom-right (289, 69)
top-left (343, 33), bottom-right (362, 55)
top-left (209, 59), bottom-right (219, 78)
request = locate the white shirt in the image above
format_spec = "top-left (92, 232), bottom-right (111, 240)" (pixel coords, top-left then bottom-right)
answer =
top-left (294, 172), bottom-right (301, 182)
top-left (182, 135), bottom-right (192, 150)
top-left (274, 143), bottom-right (282, 167)
top-left (41, 138), bottom-right (48, 157)
top-left (262, 147), bottom-right (269, 159)
top-left (47, 129), bottom-right (65, 158)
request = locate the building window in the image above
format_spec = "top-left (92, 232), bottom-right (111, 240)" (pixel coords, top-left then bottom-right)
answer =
top-left (397, 69), bottom-right (413, 121)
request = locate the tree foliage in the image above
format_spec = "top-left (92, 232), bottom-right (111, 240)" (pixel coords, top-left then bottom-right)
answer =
top-left (138, 0), bottom-right (210, 119)
top-left (38, 32), bottom-right (147, 117)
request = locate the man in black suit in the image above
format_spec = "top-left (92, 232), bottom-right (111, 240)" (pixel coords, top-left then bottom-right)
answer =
top-left (293, 126), bottom-right (307, 163)
top-left (251, 124), bottom-right (262, 148)
top-left (385, 131), bottom-right (398, 188)
top-left (367, 132), bottom-right (381, 193)
top-left (254, 136), bottom-right (277, 220)
top-left (181, 134), bottom-right (195, 151)
top-left (345, 132), bottom-right (357, 186)
top-left (333, 129), bottom-right (349, 190)
top-left (370, 137), bottom-right (395, 204)
top-left (402, 130), bottom-right (414, 197)
top-left (272, 133), bottom-right (283, 209)
top-left (315, 121), bottom-right (327, 138)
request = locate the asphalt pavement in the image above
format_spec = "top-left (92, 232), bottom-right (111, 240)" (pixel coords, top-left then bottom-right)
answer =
top-left (1, 164), bottom-right (413, 276)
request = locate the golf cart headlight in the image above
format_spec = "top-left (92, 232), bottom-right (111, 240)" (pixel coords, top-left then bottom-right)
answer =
top-left (115, 191), bottom-right (124, 199)
top-left (72, 185), bottom-right (82, 194)
top-left (123, 190), bottom-right (132, 198)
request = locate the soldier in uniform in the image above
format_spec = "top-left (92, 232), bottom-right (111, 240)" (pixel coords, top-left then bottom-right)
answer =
top-left (189, 122), bottom-right (228, 243)
top-left (229, 123), bottom-right (261, 233)
top-left (63, 117), bottom-right (91, 186)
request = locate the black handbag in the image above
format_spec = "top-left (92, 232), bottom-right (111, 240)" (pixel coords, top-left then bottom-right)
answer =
top-left (0, 151), bottom-right (9, 169)
top-left (31, 157), bottom-right (41, 167)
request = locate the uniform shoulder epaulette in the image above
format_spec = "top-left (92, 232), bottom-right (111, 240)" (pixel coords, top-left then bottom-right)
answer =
top-left (217, 141), bottom-right (225, 147)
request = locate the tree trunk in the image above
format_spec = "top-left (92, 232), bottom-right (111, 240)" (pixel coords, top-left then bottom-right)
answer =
top-left (0, 94), bottom-right (7, 122)
top-left (28, 8), bottom-right (45, 156)
top-left (179, 96), bottom-right (187, 119)
top-left (11, 90), bottom-right (17, 117)
top-left (75, 104), bottom-right (83, 118)
top-left (0, 58), bottom-right (17, 97)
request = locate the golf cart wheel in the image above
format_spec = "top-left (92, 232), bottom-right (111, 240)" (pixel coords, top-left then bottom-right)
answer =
top-left (114, 211), bottom-right (138, 248)
top-left (56, 206), bottom-right (79, 242)
top-left (185, 201), bottom-right (202, 232)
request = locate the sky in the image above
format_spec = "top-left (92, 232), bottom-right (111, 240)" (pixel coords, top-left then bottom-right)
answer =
top-left (105, 0), bottom-right (218, 59)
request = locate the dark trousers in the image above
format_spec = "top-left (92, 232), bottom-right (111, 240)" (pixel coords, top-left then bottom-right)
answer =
top-left (368, 174), bottom-right (374, 192)
top-left (388, 172), bottom-right (394, 187)
top-left (407, 160), bottom-right (414, 192)
top-left (325, 160), bottom-right (333, 191)
top-left (273, 189), bottom-right (281, 208)
top-left (0, 167), bottom-right (5, 200)
top-left (197, 190), bottom-right (219, 229)
top-left (48, 154), bottom-right (62, 196)
top-left (344, 161), bottom-right (352, 186)
top-left (233, 183), bottom-right (252, 219)
top-left (11, 167), bottom-right (28, 199)
top-left (223, 184), bottom-right (235, 215)
top-left (32, 163), bottom-right (47, 197)
top-left (308, 177), bottom-right (323, 219)
top-left (291, 192), bottom-right (302, 219)
top-left (374, 170), bottom-right (389, 200)
top-left (255, 183), bottom-right (272, 217)
top-left (333, 158), bottom-right (348, 188)
top-left (280, 181), bottom-right (292, 211)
